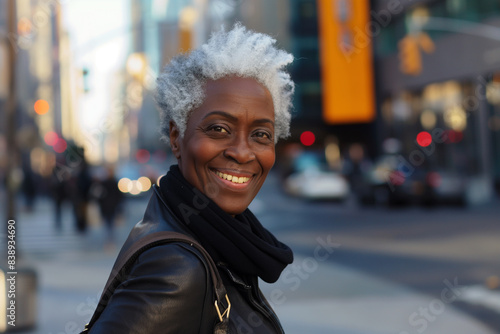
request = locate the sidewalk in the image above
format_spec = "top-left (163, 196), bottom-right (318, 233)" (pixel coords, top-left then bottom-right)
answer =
top-left (10, 196), bottom-right (142, 334)
top-left (10, 197), bottom-right (497, 334)
top-left (261, 254), bottom-right (496, 334)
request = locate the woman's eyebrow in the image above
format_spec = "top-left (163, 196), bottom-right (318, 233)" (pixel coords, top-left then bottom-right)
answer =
top-left (252, 118), bottom-right (274, 127)
top-left (202, 111), bottom-right (238, 122)
top-left (203, 110), bottom-right (274, 127)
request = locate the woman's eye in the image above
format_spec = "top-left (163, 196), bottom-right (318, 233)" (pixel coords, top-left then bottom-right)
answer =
top-left (208, 125), bottom-right (228, 133)
top-left (254, 131), bottom-right (272, 140)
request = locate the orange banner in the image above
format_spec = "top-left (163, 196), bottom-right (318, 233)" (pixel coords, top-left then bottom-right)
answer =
top-left (317, 0), bottom-right (375, 124)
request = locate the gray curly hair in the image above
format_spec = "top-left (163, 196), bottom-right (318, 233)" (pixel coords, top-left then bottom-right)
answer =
top-left (156, 23), bottom-right (294, 143)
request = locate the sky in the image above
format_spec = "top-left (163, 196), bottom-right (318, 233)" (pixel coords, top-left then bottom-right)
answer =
top-left (61, 0), bottom-right (131, 130)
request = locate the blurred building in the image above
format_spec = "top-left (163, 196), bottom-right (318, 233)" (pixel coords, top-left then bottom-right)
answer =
top-left (124, 0), bottom-right (499, 202)
top-left (128, 0), bottom-right (196, 155)
top-left (0, 0), bottom-right (8, 111)
top-left (373, 0), bottom-right (500, 201)
top-left (249, 0), bottom-right (500, 203)
top-left (0, 0), bottom-right (8, 184)
top-left (0, 0), bottom-right (89, 197)
top-left (289, 0), bottom-right (321, 129)
top-left (239, 0), bottom-right (291, 49)
top-left (0, 1), bottom-right (8, 102)
top-left (127, 0), bottom-right (246, 158)
top-left (280, 0), bottom-right (378, 175)
top-left (1, 0), bottom-right (60, 183)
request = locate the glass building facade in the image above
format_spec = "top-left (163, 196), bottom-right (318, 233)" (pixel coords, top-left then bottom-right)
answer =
top-left (374, 0), bottom-right (500, 199)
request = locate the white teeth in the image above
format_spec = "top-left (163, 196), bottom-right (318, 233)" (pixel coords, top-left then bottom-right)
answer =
top-left (215, 171), bottom-right (250, 184)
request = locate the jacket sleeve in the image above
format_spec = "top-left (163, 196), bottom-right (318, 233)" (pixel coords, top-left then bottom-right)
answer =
top-left (90, 243), bottom-right (212, 334)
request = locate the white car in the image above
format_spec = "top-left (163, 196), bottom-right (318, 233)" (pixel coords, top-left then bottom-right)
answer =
top-left (284, 163), bottom-right (350, 201)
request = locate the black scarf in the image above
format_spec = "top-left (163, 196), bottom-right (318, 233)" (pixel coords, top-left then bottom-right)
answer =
top-left (158, 165), bottom-right (293, 283)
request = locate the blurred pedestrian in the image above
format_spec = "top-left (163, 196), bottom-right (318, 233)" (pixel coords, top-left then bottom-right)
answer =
top-left (50, 157), bottom-right (70, 231)
top-left (70, 155), bottom-right (92, 233)
top-left (21, 163), bottom-right (37, 212)
top-left (343, 143), bottom-right (372, 203)
top-left (93, 166), bottom-right (123, 243)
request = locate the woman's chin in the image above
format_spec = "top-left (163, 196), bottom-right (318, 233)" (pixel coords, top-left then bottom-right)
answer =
top-left (214, 199), bottom-right (249, 216)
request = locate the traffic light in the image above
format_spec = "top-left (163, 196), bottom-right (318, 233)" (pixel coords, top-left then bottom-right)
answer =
top-left (398, 33), bottom-right (435, 76)
top-left (82, 67), bottom-right (90, 93)
top-left (416, 131), bottom-right (432, 147)
top-left (398, 35), bottom-right (421, 75)
top-left (300, 131), bottom-right (316, 146)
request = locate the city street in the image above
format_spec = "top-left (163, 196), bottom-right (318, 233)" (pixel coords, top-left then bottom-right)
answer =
top-left (6, 171), bottom-right (500, 334)
top-left (255, 173), bottom-right (500, 333)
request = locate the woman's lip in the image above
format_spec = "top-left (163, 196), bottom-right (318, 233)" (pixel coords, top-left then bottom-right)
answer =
top-left (210, 168), bottom-right (254, 178)
top-left (209, 169), bottom-right (255, 189)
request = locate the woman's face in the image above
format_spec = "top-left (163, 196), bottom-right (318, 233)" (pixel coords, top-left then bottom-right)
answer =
top-left (170, 76), bottom-right (275, 215)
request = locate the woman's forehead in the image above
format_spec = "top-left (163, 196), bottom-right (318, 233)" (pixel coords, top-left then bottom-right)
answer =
top-left (186, 76), bottom-right (275, 125)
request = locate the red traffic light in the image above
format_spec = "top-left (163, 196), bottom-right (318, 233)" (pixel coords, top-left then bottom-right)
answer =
top-left (300, 131), bottom-right (316, 146)
top-left (416, 131), bottom-right (432, 147)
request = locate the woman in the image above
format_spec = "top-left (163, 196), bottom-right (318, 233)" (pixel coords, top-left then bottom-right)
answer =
top-left (89, 24), bottom-right (294, 333)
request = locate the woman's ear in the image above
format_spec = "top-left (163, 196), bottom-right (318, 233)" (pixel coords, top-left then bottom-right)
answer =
top-left (169, 121), bottom-right (181, 160)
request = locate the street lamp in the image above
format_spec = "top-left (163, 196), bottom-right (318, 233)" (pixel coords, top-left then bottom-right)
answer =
top-left (126, 52), bottom-right (147, 83)
top-left (179, 6), bottom-right (198, 52)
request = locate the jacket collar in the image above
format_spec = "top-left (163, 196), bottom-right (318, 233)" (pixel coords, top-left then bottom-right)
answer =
top-left (116, 185), bottom-right (197, 260)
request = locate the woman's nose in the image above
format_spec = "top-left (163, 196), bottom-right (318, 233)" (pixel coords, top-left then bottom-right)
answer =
top-left (223, 135), bottom-right (256, 164)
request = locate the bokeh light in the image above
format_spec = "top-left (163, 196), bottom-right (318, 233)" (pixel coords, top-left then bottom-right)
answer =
top-left (444, 105), bottom-right (467, 131)
top-left (126, 53), bottom-right (147, 77)
top-left (53, 138), bottom-right (67, 153)
top-left (129, 180), bottom-right (143, 195)
top-left (420, 110), bottom-right (436, 130)
top-left (118, 178), bottom-right (132, 193)
top-left (17, 17), bottom-right (32, 35)
top-left (34, 99), bottom-right (50, 115)
top-left (138, 176), bottom-right (152, 192)
top-left (300, 131), bottom-right (315, 146)
top-left (44, 131), bottom-right (59, 146)
top-left (447, 130), bottom-right (463, 143)
top-left (136, 149), bottom-right (150, 164)
top-left (416, 131), bottom-right (432, 147)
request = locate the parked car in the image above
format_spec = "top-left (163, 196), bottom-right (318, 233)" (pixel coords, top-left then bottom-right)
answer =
top-left (359, 154), bottom-right (467, 207)
top-left (283, 152), bottom-right (350, 201)
top-left (359, 154), bottom-right (421, 206)
top-left (419, 170), bottom-right (467, 206)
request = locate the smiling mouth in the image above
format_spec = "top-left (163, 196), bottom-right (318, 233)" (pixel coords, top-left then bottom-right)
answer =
top-left (212, 170), bottom-right (251, 184)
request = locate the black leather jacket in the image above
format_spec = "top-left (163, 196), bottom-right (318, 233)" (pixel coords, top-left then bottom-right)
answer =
top-left (90, 186), bottom-right (285, 334)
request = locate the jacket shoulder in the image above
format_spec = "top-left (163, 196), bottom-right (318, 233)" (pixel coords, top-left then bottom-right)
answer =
top-left (91, 243), bottom-right (215, 334)
top-left (132, 241), bottom-right (209, 281)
